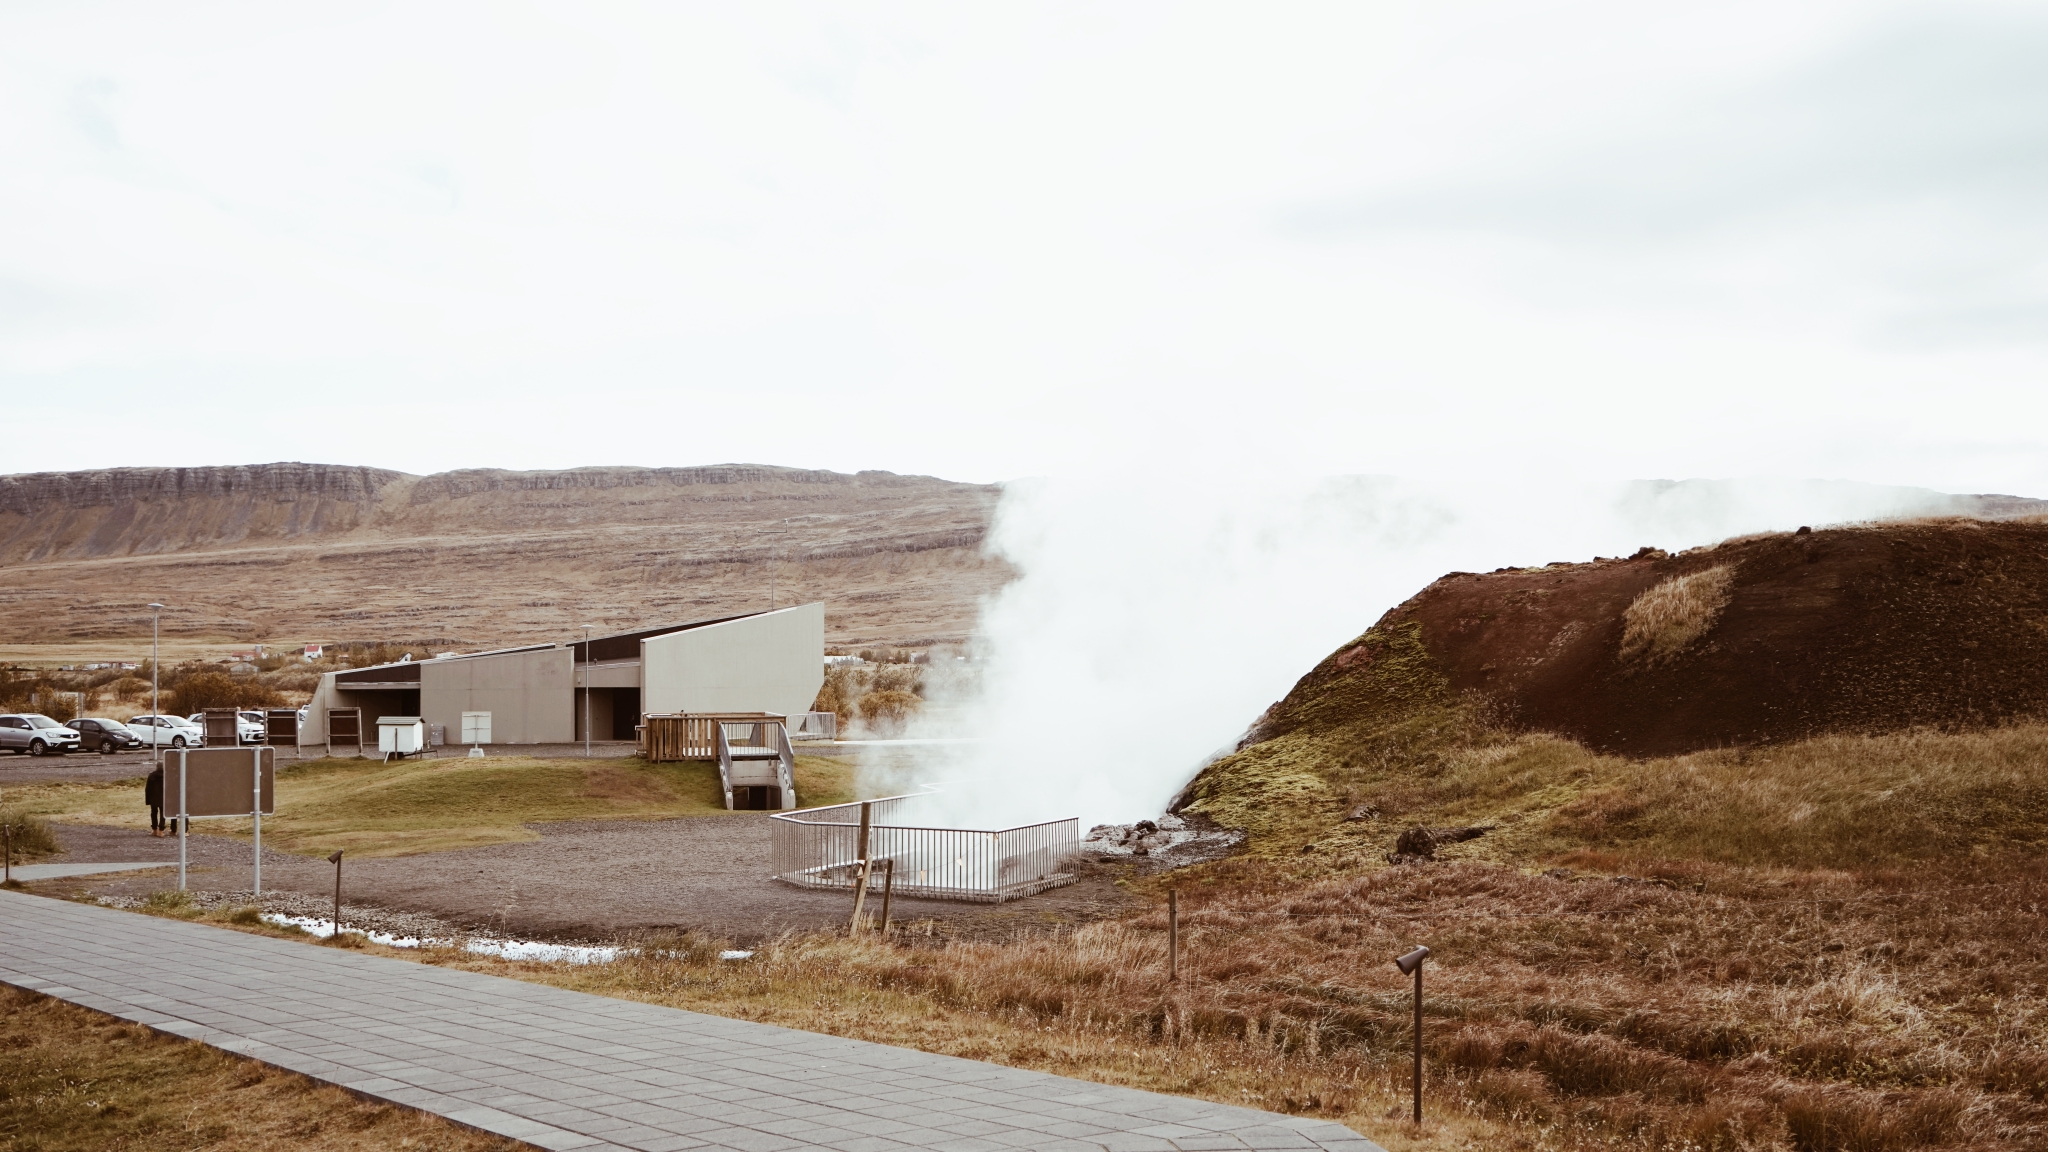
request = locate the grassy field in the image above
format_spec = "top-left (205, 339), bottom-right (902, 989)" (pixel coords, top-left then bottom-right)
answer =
top-left (0, 981), bottom-right (524, 1152)
top-left (3, 752), bottom-right (855, 856)
top-left (0, 638), bottom-right (273, 668)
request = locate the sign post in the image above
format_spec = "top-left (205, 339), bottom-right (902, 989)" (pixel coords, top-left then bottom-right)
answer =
top-left (252, 746), bottom-right (263, 898)
top-left (178, 756), bottom-right (188, 891)
top-left (167, 748), bottom-right (275, 897)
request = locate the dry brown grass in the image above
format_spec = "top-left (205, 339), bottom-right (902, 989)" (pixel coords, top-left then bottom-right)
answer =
top-left (0, 810), bottom-right (59, 860)
top-left (1619, 564), bottom-right (1736, 664)
top-left (139, 841), bottom-right (2040, 1151)
top-left (67, 709), bottom-right (2048, 1151)
top-left (1554, 725), bottom-right (2048, 867)
top-left (0, 984), bottom-right (526, 1152)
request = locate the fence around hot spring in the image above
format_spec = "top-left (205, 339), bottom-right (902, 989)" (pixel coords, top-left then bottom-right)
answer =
top-left (770, 795), bottom-right (1079, 903)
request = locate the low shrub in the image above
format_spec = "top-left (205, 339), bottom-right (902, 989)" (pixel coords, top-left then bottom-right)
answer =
top-left (0, 810), bottom-right (59, 858)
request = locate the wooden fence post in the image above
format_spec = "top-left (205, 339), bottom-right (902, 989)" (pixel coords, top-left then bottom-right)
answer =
top-left (1169, 889), bottom-right (1179, 982)
top-left (848, 801), bottom-right (873, 932)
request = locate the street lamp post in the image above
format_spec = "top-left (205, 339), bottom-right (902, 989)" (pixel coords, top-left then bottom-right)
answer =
top-left (582, 625), bottom-right (594, 758)
top-left (148, 604), bottom-right (163, 769)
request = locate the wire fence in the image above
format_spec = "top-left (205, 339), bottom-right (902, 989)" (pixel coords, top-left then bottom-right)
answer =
top-left (771, 795), bottom-right (1079, 903)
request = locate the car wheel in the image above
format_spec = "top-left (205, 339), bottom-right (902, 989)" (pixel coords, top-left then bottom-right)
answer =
top-left (101, 738), bottom-right (118, 754)
top-left (171, 735), bottom-right (187, 748)
top-left (28, 739), bottom-right (46, 756)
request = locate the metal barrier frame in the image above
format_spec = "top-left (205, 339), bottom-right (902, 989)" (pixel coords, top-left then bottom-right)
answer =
top-left (771, 795), bottom-right (1079, 903)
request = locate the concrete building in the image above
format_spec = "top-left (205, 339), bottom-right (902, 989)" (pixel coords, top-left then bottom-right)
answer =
top-left (302, 604), bottom-right (824, 750)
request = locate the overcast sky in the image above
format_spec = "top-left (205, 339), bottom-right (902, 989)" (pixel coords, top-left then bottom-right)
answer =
top-left (3, 1), bottom-right (2044, 491)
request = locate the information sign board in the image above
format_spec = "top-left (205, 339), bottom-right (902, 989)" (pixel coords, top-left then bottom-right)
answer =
top-left (266, 709), bottom-right (299, 747)
top-left (166, 747), bottom-right (275, 817)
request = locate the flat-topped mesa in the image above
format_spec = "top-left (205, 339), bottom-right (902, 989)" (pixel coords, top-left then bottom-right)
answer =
top-left (0, 460), bottom-right (1006, 648)
top-left (406, 464), bottom-right (963, 502)
top-left (0, 462), bottom-right (403, 514)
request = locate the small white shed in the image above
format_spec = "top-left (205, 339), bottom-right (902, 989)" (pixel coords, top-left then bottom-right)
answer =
top-left (378, 716), bottom-right (426, 758)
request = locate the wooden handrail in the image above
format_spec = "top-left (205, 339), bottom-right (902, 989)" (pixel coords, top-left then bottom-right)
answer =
top-left (641, 712), bottom-right (786, 762)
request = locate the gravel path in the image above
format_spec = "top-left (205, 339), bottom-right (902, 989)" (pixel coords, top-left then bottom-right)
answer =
top-left (46, 819), bottom-right (1143, 945)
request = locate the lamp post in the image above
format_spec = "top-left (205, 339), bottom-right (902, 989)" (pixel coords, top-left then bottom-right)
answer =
top-left (1395, 946), bottom-right (1431, 1123)
top-left (582, 625), bottom-right (593, 758)
top-left (148, 604), bottom-right (163, 770)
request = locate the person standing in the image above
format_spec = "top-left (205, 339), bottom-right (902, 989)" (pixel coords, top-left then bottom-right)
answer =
top-left (145, 764), bottom-right (166, 837)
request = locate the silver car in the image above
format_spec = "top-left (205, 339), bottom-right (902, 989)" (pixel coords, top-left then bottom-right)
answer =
top-left (0, 714), bottom-right (84, 755)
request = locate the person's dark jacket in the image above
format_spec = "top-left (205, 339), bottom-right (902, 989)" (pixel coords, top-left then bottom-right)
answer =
top-left (145, 766), bottom-right (163, 808)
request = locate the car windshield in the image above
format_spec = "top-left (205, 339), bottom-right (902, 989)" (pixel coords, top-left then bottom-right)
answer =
top-left (93, 719), bottom-right (130, 733)
top-left (25, 715), bottom-right (62, 729)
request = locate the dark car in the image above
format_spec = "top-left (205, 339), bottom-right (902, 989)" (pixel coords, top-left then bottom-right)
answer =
top-left (72, 717), bottom-right (144, 754)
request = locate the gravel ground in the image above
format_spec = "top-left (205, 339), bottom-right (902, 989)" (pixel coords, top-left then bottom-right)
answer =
top-left (0, 747), bottom-right (161, 784)
top-left (41, 818), bottom-right (1147, 946)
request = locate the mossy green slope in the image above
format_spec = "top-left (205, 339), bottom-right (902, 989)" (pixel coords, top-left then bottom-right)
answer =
top-left (1180, 619), bottom-right (2048, 872)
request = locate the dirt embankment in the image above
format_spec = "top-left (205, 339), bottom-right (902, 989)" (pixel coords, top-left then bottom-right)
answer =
top-left (0, 462), bottom-right (1007, 650)
top-left (1257, 517), bottom-right (2048, 757)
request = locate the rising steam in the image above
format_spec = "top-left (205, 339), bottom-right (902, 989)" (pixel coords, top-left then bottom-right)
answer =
top-left (866, 474), bottom-right (1983, 829)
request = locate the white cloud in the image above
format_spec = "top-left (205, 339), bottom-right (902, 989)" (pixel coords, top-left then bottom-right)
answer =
top-left (0, 1), bottom-right (2039, 495)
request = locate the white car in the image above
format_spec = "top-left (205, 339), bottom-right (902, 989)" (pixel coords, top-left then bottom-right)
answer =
top-left (186, 712), bottom-right (265, 743)
top-left (127, 714), bottom-right (205, 748)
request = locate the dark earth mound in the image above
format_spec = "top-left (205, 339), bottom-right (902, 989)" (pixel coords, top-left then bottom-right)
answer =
top-left (1253, 517), bottom-right (2048, 758)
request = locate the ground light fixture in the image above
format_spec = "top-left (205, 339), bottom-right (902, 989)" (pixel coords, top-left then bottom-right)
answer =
top-left (1394, 945), bottom-right (1431, 1123)
top-left (328, 850), bottom-right (343, 939)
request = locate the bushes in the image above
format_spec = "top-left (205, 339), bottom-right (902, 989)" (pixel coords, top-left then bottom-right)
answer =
top-left (813, 664), bottom-right (925, 733)
top-left (169, 671), bottom-right (283, 715)
top-left (0, 810), bottom-right (59, 858)
top-left (858, 690), bottom-right (921, 732)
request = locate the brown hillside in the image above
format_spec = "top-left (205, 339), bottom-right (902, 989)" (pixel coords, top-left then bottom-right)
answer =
top-left (0, 463), bottom-right (1004, 650)
top-left (1258, 517), bottom-right (2048, 757)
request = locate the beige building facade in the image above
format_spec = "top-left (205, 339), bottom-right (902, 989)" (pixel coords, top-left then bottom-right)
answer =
top-left (303, 604), bottom-right (824, 751)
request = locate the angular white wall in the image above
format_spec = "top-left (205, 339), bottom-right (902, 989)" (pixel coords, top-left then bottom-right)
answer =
top-left (642, 602), bottom-right (824, 719)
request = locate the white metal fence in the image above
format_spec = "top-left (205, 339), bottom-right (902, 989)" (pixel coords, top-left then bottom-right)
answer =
top-left (789, 711), bottom-right (839, 740)
top-left (770, 795), bottom-right (1079, 903)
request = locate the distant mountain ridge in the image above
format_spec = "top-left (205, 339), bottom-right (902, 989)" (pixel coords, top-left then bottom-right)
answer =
top-left (0, 462), bottom-right (1004, 650)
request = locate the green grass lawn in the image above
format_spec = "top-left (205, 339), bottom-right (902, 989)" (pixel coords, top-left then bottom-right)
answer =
top-left (2, 753), bottom-right (855, 858)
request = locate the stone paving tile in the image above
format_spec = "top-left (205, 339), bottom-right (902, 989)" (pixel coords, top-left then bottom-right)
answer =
top-left (0, 892), bottom-right (1387, 1152)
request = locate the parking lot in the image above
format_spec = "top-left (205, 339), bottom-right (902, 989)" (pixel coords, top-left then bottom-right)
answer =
top-left (0, 747), bottom-right (168, 785)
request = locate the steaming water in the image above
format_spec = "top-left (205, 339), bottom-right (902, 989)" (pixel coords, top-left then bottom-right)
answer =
top-left (870, 474), bottom-right (1979, 830)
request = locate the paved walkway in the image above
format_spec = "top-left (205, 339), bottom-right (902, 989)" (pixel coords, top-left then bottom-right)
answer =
top-left (5, 860), bottom-right (167, 881)
top-left (0, 892), bottom-right (1385, 1152)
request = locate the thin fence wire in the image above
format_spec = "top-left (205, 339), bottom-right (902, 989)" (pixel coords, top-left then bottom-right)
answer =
top-left (772, 796), bottom-right (1080, 903)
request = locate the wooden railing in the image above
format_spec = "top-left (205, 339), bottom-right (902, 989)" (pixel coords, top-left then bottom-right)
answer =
top-left (640, 712), bottom-right (787, 762)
